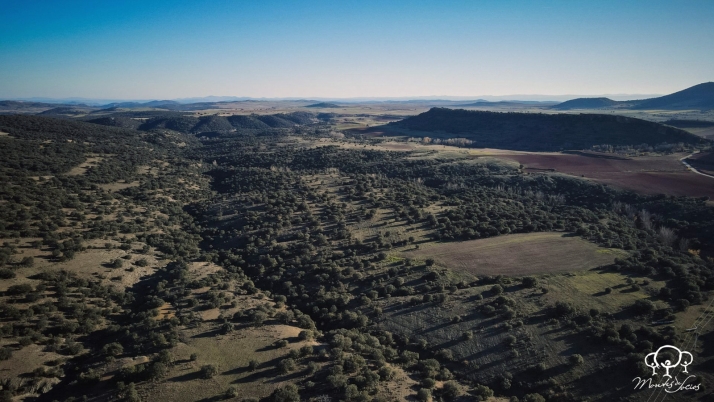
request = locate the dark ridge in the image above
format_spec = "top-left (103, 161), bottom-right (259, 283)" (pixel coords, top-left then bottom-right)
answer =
top-left (226, 115), bottom-right (271, 130)
top-left (38, 106), bottom-right (93, 116)
top-left (306, 102), bottom-right (342, 108)
top-left (0, 100), bottom-right (60, 110)
top-left (0, 114), bottom-right (143, 143)
top-left (389, 107), bottom-right (707, 151)
top-left (102, 100), bottom-right (181, 109)
top-left (192, 115), bottom-right (234, 133)
top-left (316, 113), bottom-right (338, 121)
top-left (277, 111), bottom-right (317, 125)
top-left (664, 119), bottom-right (714, 129)
top-left (254, 114), bottom-right (296, 128)
top-left (85, 116), bottom-right (142, 130)
top-left (551, 97), bottom-right (619, 110)
top-left (633, 82), bottom-right (714, 109)
top-left (139, 116), bottom-right (200, 132)
top-left (457, 101), bottom-right (534, 107)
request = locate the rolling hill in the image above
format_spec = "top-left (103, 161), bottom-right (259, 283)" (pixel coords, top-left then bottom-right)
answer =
top-left (633, 82), bottom-right (714, 109)
top-left (551, 82), bottom-right (714, 110)
top-left (388, 107), bottom-right (707, 151)
top-left (550, 97), bottom-right (619, 110)
top-left (86, 111), bottom-right (319, 134)
top-left (306, 102), bottom-right (341, 108)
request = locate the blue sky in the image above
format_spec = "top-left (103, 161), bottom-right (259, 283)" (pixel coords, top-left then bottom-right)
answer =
top-left (0, 0), bottom-right (712, 99)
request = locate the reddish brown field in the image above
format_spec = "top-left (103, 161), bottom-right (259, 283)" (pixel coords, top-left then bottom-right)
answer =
top-left (495, 152), bottom-right (714, 198)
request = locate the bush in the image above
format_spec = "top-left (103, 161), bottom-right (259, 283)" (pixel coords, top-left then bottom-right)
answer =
top-left (416, 388), bottom-right (432, 402)
top-left (473, 384), bottom-right (494, 401)
top-left (441, 381), bottom-right (461, 400)
top-left (269, 384), bottom-right (300, 402)
top-left (248, 359), bottom-right (260, 371)
top-left (278, 358), bottom-right (296, 374)
top-left (0, 347), bottom-right (12, 361)
top-left (224, 386), bottom-right (239, 399)
top-left (569, 354), bottom-right (584, 366)
top-left (522, 276), bottom-right (538, 288)
top-left (103, 342), bottom-right (124, 356)
top-left (0, 269), bottom-right (15, 279)
top-left (523, 393), bottom-right (546, 402)
top-left (200, 364), bottom-right (218, 379)
top-left (632, 299), bottom-right (655, 315)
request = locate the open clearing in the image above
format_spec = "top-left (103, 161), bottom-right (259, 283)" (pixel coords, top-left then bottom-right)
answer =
top-left (66, 155), bottom-right (103, 176)
top-left (404, 232), bottom-right (627, 276)
top-left (493, 151), bottom-right (714, 198)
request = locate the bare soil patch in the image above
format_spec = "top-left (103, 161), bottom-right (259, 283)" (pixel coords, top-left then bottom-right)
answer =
top-left (404, 232), bottom-right (627, 276)
top-left (98, 181), bottom-right (140, 192)
top-left (66, 156), bottom-right (103, 176)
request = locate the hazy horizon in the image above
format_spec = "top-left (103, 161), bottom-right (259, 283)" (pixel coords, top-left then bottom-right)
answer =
top-left (1, 1), bottom-right (712, 99)
top-left (4, 92), bottom-right (670, 105)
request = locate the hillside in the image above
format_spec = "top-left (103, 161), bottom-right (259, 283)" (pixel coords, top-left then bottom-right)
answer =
top-left (0, 114), bottom-right (713, 401)
top-left (86, 111), bottom-right (319, 134)
top-left (634, 82), bottom-right (714, 109)
top-left (85, 116), bottom-right (142, 129)
top-left (551, 97), bottom-right (619, 110)
top-left (388, 107), bottom-right (707, 151)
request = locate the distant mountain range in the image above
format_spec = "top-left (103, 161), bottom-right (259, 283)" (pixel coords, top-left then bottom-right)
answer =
top-left (306, 102), bottom-right (342, 108)
top-left (552, 82), bottom-right (714, 110)
top-left (1, 82), bottom-right (713, 113)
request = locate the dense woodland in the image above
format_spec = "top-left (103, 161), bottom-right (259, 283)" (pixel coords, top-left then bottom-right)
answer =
top-left (0, 114), bottom-right (712, 401)
top-left (390, 108), bottom-right (707, 151)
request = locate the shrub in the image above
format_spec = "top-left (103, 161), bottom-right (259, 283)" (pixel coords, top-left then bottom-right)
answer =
top-left (632, 299), bottom-right (655, 315)
top-left (441, 381), bottom-right (461, 400)
top-left (523, 393), bottom-right (546, 402)
top-left (416, 388), bottom-right (432, 402)
top-left (522, 276), bottom-right (538, 288)
top-left (569, 354), bottom-right (584, 366)
top-left (224, 386), bottom-right (239, 399)
top-left (248, 359), bottom-right (260, 371)
top-left (269, 384), bottom-right (300, 402)
top-left (278, 358), bottom-right (296, 374)
top-left (0, 347), bottom-right (12, 361)
top-left (0, 269), bottom-right (15, 279)
top-left (200, 364), bottom-right (218, 379)
top-left (473, 384), bottom-right (494, 401)
top-left (103, 342), bottom-right (124, 356)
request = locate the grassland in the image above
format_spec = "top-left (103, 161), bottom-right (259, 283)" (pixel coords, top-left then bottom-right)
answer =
top-left (403, 232), bottom-right (628, 276)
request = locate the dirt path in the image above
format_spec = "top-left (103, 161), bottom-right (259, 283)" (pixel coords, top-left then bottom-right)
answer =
top-left (680, 151), bottom-right (714, 179)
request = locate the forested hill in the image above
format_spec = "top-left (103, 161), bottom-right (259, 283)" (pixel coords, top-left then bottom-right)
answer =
top-left (550, 97), bottom-right (619, 110)
top-left (633, 82), bottom-right (714, 110)
top-left (86, 111), bottom-right (319, 134)
top-left (389, 108), bottom-right (707, 151)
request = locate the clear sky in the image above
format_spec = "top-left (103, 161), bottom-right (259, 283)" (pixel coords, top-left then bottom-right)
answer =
top-left (0, 0), bottom-right (712, 100)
